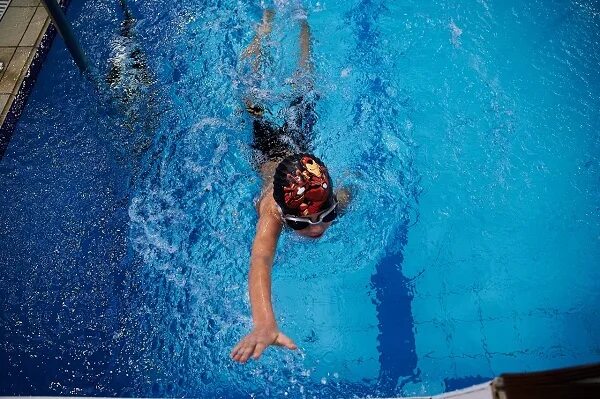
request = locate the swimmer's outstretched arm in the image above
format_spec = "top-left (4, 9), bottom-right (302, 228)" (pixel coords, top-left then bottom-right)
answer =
top-left (230, 199), bottom-right (297, 363)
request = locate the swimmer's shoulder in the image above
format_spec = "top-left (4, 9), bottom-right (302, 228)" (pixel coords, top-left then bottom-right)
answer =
top-left (335, 186), bottom-right (352, 215)
top-left (255, 160), bottom-right (280, 213)
top-left (259, 160), bottom-right (279, 184)
top-left (256, 186), bottom-right (282, 221)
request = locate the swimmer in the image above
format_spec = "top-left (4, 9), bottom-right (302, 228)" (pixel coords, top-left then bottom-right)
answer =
top-left (230, 8), bottom-right (350, 364)
top-left (106, 0), bottom-right (157, 156)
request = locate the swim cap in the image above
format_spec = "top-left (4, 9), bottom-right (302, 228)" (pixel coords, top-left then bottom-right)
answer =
top-left (273, 154), bottom-right (334, 216)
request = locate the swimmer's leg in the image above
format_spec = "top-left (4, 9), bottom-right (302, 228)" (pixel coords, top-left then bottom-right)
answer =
top-left (299, 18), bottom-right (313, 73)
top-left (241, 9), bottom-right (288, 169)
top-left (288, 11), bottom-right (315, 98)
top-left (282, 15), bottom-right (317, 152)
top-left (282, 95), bottom-right (317, 153)
top-left (241, 8), bottom-right (276, 118)
top-left (241, 8), bottom-right (275, 74)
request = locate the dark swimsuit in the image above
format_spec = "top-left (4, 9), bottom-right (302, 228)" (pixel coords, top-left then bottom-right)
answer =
top-left (248, 95), bottom-right (317, 167)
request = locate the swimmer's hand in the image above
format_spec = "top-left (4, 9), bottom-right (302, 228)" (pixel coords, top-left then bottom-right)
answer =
top-left (230, 325), bottom-right (297, 363)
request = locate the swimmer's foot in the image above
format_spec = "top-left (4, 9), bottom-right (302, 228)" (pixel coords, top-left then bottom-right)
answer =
top-left (292, 7), bottom-right (307, 20)
top-left (259, 9), bottom-right (275, 35)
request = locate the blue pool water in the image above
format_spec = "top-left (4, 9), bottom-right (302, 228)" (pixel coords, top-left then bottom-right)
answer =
top-left (1, 0), bottom-right (599, 397)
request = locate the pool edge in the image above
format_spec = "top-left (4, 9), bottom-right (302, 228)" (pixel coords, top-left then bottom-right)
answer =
top-left (0, 0), bottom-right (71, 159)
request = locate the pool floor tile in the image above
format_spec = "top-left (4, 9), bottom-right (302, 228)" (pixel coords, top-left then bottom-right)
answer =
top-left (449, 355), bottom-right (493, 380)
top-left (0, 6), bottom-right (37, 47)
top-left (414, 323), bottom-right (453, 357)
top-left (449, 320), bottom-right (489, 356)
top-left (480, 318), bottom-right (522, 355)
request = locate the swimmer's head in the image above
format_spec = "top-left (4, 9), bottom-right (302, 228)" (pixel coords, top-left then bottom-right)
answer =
top-left (273, 154), bottom-right (337, 236)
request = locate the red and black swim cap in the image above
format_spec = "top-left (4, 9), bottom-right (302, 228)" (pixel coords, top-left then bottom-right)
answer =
top-left (273, 154), bottom-right (334, 217)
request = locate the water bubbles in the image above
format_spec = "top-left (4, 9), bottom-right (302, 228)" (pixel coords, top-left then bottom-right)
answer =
top-left (449, 19), bottom-right (463, 48)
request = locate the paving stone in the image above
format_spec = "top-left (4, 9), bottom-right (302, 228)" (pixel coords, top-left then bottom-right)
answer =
top-left (0, 6), bottom-right (36, 47)
top-left (20, 5), bottom-right (48, 46)
top-left (9, 0), bottom-right (41, 7)
top-left (0, 47), bottom-right (33, 94)
top-left (0, 47), bottom-right (17, 81)
top-left (0, 94), bottom-right (10, 115)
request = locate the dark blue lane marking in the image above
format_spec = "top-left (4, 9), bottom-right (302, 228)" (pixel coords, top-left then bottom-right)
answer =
top-left (345, 0), bottom-right (420, 395)
top-left (371, 221), bottom-right (419, 394)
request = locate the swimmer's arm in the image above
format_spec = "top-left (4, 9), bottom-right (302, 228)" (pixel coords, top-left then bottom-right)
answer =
top-left (248, 211), bottom-right (281, 328)
top-left (231, 208), bottom-right (297, 363)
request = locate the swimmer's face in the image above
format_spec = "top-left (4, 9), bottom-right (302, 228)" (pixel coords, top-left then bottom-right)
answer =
top-left (295, 221), bottom-right (332, 239)
top-left (282, 199), bottom-right (338, 237)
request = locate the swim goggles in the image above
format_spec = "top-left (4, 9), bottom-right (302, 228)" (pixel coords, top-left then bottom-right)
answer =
top-left (282, 197), bottom-right (338, 230)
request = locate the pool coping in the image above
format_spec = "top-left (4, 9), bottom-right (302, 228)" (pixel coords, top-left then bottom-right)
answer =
top-left (0, 0), bottom-right (69, 159)
top-left (2, 363), bottom-right (599, 397)
top-left (0, 381), bottom-right (495, 399)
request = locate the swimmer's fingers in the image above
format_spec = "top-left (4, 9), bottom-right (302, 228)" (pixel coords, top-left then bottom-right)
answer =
top-left (231, 328), bottom-right (283, 363)
top-left (252, 343), bottom-right (268, 360)
top-left (230, 339), bottom-right (245, 359)
top-left (231, 344), bottom-right (245, 362)
top-left (230, 333), bottom-right (259, 363)
top-left (231, 335), bottom-right (251, 361)
top-left (232, 344), bottom-right (249, 363)
top-left (274, 332), bottom-right (298, 350)
top-left (238, 341), bottom-right (257, 363)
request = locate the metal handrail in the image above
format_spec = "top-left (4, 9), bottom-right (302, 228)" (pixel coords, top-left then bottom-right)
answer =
top-left (40, 0), bottom-right (90, 74)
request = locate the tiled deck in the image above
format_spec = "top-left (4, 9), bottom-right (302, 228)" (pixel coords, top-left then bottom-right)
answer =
top-left (0, 0), bottom-right (50, 131)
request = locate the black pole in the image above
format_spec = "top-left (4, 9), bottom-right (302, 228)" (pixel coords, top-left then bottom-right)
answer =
top-left (40, 0), bottom-right (90, 73)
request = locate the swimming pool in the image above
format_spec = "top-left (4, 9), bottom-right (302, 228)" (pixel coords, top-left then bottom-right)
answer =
top-left (0, 0), bottom-right (599, 397)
